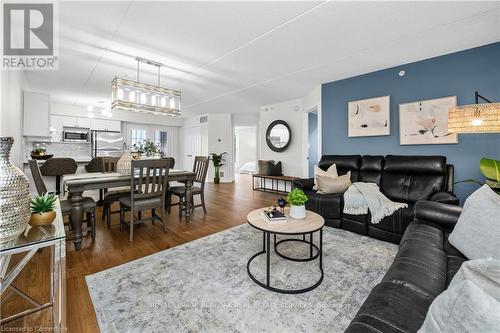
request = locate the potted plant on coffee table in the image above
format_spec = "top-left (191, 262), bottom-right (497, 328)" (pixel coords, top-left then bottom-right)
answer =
top-left (210, 152), bottom-right (227, 184)
top-left (30, 193), bottom-right (58, 226)
top-left (286, 188), bottom-right (308, 219)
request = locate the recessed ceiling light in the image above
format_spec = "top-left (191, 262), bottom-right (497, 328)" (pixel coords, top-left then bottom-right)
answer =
top-left (399, 70), bottom-right (405, 77)
top-left (86, 105), bottom-right (93, 112)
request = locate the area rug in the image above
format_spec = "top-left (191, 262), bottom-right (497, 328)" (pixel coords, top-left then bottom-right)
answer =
top-left (86, 224), bottom-right (397, 333)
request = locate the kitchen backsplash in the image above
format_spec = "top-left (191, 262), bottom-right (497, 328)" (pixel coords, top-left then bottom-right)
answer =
top-left (25, 140), bottom-right (92, 162)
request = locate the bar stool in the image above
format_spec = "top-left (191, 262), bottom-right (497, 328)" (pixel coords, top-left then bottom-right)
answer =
top-left (40, 158), bottom-right (77, 195)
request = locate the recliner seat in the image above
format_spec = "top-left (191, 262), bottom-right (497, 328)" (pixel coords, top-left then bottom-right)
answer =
top-left (293, 155), bottom-right (458, 244)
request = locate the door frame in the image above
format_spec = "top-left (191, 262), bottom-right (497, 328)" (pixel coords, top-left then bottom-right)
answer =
top-left (232, 125), bottom-right (258, 176)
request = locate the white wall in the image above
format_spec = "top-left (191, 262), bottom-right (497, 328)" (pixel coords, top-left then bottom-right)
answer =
top-left (259, 98), bottom-right (304, 177)
top-left (1, 71), bottom-right (25, 168)
top-left (258, 85), bottom-right (321, 178)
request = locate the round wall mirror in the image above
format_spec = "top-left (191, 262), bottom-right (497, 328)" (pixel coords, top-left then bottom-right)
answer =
top-left (266, 120), bottom-right (291, 152)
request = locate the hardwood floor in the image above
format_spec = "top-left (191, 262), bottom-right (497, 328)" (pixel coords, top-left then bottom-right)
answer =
top-left (1, 174), bottom-right (280, 332)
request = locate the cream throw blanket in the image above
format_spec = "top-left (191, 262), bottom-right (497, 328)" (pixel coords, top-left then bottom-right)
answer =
top-left (343, 182), bottom-right (408, 224)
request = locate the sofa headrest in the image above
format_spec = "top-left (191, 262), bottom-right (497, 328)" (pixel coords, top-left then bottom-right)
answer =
top-left (360, 155), bottom-right (384, 172)
top-left (318, 155), bottom-right (361, 171)
top-left (384, 155), bottom-right (446, 175)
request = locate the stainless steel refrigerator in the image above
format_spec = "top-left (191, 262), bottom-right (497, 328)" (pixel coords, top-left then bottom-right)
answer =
top-left (91, 130), bottom-right (124, 157)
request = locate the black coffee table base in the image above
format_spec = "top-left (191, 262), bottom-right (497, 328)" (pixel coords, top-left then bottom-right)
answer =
top-left (247, 228), bottom-right (323, 294)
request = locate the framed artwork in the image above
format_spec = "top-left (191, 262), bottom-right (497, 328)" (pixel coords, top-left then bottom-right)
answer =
top-left (348, 95), bottom-right (390, 137)
top-left (399, 96), bottom-right (458, 145)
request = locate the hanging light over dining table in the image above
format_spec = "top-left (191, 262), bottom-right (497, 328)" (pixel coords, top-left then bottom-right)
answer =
top-left (448, 91), bottom-right (500, 133)
top-left (111, 57), bottom-right (181, 116)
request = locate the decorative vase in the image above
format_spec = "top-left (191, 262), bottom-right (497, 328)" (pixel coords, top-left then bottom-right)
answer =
top-left (117, 151), bottom-right (133, 175)
top-left (29, 211), bottom-right (56, 226)
top-left (0, 137), bottom-right (31, 243)
top-left (289, 205), bottom-right (306, 219)
top-left (214, 177), bottom-right (220, 184)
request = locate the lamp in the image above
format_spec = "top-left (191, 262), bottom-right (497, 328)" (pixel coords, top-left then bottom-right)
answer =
top-left (111, 57), bottom-right (181, 116)
top-left (448, 91), bottom-right (500, 133)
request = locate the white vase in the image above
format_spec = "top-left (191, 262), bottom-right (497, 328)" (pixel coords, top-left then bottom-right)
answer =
top-left (117, 151), bottom-right (133, 175)
top-left (289, 205), bottom-right (306, 219)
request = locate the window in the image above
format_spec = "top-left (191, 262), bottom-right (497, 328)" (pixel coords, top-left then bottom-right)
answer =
top-left (130, 129), bottom-right (146, 148)
top-left (154, 131), bottom-right (168, 156)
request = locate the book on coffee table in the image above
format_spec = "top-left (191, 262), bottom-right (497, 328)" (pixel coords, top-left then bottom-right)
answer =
top-left (261, 210), bottom-right (287, 224)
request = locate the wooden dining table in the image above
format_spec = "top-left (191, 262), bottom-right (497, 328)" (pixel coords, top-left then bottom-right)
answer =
top-left (62, 169), bottom-right (196, 250)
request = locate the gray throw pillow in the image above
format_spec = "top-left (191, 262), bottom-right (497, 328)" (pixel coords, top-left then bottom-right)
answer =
top-left (449, 258), bottom-right (500, 301)
top-left (449, 185), bottom-right (500, 260)
top-left (316, 171), bottom-right (351, 194)
top-left (418, 280), bottom-right (500, 333)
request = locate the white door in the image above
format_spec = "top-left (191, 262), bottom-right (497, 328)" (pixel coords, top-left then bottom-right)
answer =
top-left (182, 126), bottom-right (202, 170)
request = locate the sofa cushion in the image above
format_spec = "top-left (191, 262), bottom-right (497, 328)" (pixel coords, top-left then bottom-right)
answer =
top-left (359, 155), bottom-right (383, 185)
top-left (318, 155), bottom-right (360, 182)
top-left (419, 280), bottom-right (500, 333)
top-left (303, 190), bottom-right (343, 219)
top-left (400, 220), bottom-right (444, 250)
top-left (316, 171), bottom-right (351, 194)
top-left (381, 155), bottom-right (447, 203)
top-left (449, 184), bottom-right (500, 260)
top-left (346, 282), bottom-right (433, 333)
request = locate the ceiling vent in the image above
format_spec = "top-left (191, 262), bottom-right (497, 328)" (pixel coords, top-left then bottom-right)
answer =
top-left (200, 115), bottom-right (208, 123)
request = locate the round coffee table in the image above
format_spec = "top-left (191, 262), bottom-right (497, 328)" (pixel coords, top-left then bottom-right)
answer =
top-left (246, 208), bottom-right (325, 294)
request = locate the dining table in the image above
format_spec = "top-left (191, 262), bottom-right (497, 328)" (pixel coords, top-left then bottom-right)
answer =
top-left (62, 169), bottom-right (196, 250)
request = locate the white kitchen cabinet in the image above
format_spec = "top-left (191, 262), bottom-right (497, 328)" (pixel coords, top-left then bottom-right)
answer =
top-left (23, 91), bottom-right (50, 137)
top-left (62, 116), bottom-right (90, 128)
top-left (49, 115), bottom-right (63, 142)
top-left (90, 119), bottom-right (121, 132)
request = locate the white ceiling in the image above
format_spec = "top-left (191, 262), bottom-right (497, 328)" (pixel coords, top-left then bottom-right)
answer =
top-left (24, 1), bottom-right (500, 117)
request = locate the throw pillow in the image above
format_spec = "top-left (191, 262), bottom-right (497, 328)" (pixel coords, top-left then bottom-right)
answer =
top-left (418, 280), bottom-right (500, 333)
top-left (268, 161), bottom-right (283, 176)
top-left (257, 160), bottom-right (274, 175)
top-left (449, 185), bottom-right (500, 260)
top-left (316, 171), bottom-right (351, 194)
top-left (313, 164), bottom-right (338, 190)
top-left (449, 258), bottom-right (500, 301)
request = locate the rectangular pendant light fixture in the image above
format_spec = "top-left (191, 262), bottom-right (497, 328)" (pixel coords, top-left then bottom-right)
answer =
top-left (448, 92), bottom-right (500, 133)
top-left (111, 57), bottom-right (181, 116)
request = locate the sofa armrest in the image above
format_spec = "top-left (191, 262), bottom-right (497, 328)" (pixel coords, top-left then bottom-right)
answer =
top-left (430, 191), bottom-right (459, 205)
top-left (293, 178), bottom-right (315, 191)
top-left (414, 200), bottom-right (462, 228)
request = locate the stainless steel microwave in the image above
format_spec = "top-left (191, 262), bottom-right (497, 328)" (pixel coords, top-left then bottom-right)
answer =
top-left (63, 128), bottom-right (90, 142)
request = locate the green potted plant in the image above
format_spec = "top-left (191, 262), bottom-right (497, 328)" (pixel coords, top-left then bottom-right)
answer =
top-left (457, 157), bottom-right (500, 195)
top-left (286, 188), bottom-right (308, 219)
top-left (30, 193), bottom-right (58, 226)
top-left (133, 139), bottom-right (162, 159)
top-left (210, 152), bottom-right (227, 184)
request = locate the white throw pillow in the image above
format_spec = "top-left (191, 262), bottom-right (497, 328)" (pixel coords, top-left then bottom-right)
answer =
top-left (418, 280), bottom-right (500, 333)
top-left (448, 185), bottom-right (500, 260)
top-left (449, 258), bottom-right (500, 301)
top-left (316, 171), bottom-right (351, 194)
top-left (313, 164), bottom-right (338, 190)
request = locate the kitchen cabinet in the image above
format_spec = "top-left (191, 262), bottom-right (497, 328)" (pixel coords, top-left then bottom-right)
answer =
top-left (90, 119), bottom-right (121, 132)
top-left (23, 91), bottom-right (50, 137)
top-left (49, 115), bottom-right (63, 142)
top-left (62, 116), bottom-right (90, 128)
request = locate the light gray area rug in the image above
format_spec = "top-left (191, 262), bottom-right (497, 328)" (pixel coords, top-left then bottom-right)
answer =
top-left (86, 224), bottom-right (397, 333)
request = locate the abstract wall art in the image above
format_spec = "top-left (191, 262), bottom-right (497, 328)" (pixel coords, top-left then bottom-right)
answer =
top-left (399, 96), bottom-right (458, 145)
top-left (348, 95), bottom-right (390, 137)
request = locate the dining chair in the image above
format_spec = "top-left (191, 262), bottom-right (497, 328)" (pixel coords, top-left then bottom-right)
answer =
top-left (162, 157), bottom-right (175, 169)
top-left (167, 156), bottom-right (209, 218)
top-left (119, 159), bottom-right (169, 242)
top-left (39, 158), bottom-right (77, 195)
top-left (100, 156), bottom-right (130, 227)
top-left (29, 159), bottom-right (96, 240)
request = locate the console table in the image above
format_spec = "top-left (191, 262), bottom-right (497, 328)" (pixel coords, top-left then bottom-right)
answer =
top-left (252, 174), bottom-right (298, 194)
top-left (0, 200), bottom-right (66, 330)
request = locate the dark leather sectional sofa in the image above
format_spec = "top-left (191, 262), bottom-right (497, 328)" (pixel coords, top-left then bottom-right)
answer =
top-left (293, 155), bottom-right (459, 244)
top-left (345, 200), bottom-right (467, 332)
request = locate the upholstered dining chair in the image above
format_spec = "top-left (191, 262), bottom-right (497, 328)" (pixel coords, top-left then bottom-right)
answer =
top-left (100, 156), bottom-right (131, 228)
top-left (39, 158), bottom-right (77, 195)
top-left (119, 159), bottom-right (169, 242)
top-left (29, 159), bottom-right (96, 240)
top-left (167, 156), bottom-right (209, 218)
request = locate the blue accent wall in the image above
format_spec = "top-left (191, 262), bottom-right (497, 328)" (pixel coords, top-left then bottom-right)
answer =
top-left (322, 42), bottom-right (500, 203)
